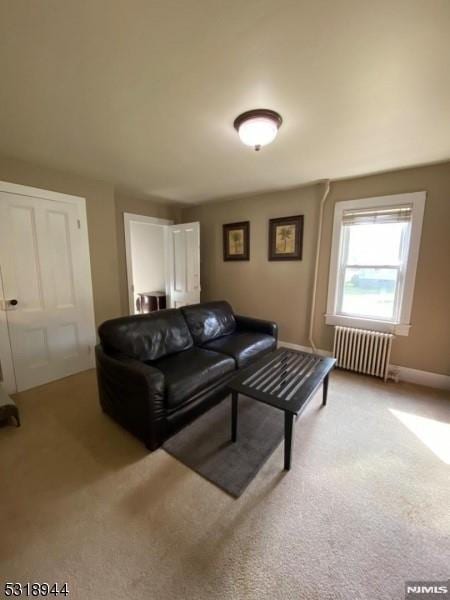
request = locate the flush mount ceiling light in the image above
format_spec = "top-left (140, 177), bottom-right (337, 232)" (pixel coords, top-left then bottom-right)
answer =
top-left (233, 109), bottom-right (283, 151)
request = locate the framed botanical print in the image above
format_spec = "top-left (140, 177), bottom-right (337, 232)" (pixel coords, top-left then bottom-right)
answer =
top-left (223, 221), bottom-right (250, 261)
top-left (268, 215), bottom-right (303, 260)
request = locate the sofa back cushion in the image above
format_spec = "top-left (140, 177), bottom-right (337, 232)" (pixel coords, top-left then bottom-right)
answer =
top-left (98, 309), bottom-right (193, 361)
top-left (181, 301), bottom-right (236, 345)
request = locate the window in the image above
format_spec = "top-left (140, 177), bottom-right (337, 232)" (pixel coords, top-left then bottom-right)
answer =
top-left (326, 192), bottom-right (426, 335)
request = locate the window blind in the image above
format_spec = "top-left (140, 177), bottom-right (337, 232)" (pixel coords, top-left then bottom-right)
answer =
top-left (342, 205), bottom-right (412, 226)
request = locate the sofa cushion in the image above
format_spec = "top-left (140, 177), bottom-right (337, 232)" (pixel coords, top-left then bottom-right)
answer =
top-left (181, 301), bottom-right (236, 345)
top-left (202, 332), bottom-right (276, 368)
top-left (98, 309), bottom-right (193, 362)
top-left (152, 347), bottom-right (235, 410)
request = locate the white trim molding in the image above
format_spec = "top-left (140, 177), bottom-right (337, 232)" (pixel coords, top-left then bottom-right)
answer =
top-left (324, 314), bottom-right (411, 335)
top-left (278, 340), bottom-right (332, 357)
top-left (326, 191), bottom-right (426, 336)
top-left (0, 180), bottom-right (85, 204)
top-left (388, 365), bottom-right (450, 391)
top-left (278, 341), bottom-right (450, 391)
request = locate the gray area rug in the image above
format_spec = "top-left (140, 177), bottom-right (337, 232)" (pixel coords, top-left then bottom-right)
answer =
top-left (163, 395), bottom-right (284, 497)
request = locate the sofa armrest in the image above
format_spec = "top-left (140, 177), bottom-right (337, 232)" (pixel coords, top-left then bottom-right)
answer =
top-left (235, 315), bottom-right (278, 341)
top-left (95, 345), bottom-right (166, 449)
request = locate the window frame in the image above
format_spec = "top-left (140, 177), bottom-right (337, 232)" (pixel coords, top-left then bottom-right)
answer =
top-left (325, 192), bottom-right (426, 336)
top-left (335, 218), bottom-right (408, 322)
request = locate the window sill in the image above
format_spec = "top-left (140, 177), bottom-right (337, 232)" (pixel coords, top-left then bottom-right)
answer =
top-left (325, 314), bottom-right (411, 336)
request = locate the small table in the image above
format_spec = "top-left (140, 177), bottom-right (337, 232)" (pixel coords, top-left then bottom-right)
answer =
top-left (136, 291), bottom-right (166, 314)
top-left (228, 348), bottom-right (336, 470)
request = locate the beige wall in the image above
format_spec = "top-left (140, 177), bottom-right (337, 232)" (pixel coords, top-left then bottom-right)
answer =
top-left (115, 192), bottom-right (182, 314)
top-left (0, 156), bottom-right (181, 326)
top-left (183, 162), bottom-right (450, 376)
top-left (183, 184), bottom-right (323, 348)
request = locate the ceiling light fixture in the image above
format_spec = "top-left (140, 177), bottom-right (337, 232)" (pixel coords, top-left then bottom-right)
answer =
top-left (234, 109), bottom-right (283, 151)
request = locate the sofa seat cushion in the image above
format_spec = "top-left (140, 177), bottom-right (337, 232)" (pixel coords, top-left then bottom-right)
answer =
top-left (202, 332), bottom-right (276, 368)
top-left (152, 347), bottom-right (235, 410)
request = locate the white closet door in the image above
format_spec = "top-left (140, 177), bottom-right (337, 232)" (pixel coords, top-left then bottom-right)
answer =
top-left (0, 190), bottom-right (96, 392)
top-left (166, 222), bottom-right (200, 308)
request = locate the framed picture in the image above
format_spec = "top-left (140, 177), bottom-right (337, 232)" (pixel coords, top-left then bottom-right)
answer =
top-left (268, 215), bottom-right (303, 260)
top-left (223, 221), bottom-right (250, 261)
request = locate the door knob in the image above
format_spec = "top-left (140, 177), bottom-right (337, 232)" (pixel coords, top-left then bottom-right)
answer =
top-left (0, 299), bottom-right (18, 311)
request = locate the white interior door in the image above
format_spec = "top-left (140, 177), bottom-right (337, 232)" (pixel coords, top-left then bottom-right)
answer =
top-left (0, 185), bottom-right (96, 393)
top-left (167, 222), bottom-right (201, 308)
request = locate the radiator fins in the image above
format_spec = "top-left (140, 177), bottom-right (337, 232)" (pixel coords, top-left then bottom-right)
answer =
top-left (333, 326), bottom-right (394, 381)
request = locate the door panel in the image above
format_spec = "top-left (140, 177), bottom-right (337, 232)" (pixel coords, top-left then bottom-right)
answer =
top-left (172, 229), bottom-right (186, 293)
top-left (0, 190), bottom-right (95, 392)
top-left (54, 322), bottom-right (78, 357)
top-left (167, 222), bottom-right (200, 308)
top-left (186, 226), bottom-right (200, 293)
top-left (27, 327), bottom-right (50, 367)
top-left (47, 209), bottom-right (76, 308)
top-left (9, 204), bottom-right (44, 311)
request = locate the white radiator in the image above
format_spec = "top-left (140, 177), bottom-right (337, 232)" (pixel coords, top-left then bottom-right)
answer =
top-left (333, 326), bottom-right (394, 381)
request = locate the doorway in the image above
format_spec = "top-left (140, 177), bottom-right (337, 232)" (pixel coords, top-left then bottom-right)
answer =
top-left (124, 214), bottom-right (172, 314)
top-left (124, 213), bottom-right (201, 314)
top-left (0, 181), bottom-right (97, 394)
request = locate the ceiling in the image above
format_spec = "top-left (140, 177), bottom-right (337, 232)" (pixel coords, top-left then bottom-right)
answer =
top-left (0, 0), bottom-right (449, 204)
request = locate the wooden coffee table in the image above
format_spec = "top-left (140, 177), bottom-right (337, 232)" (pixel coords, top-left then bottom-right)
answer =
top-left (228, 348), bottom-right (336, 470)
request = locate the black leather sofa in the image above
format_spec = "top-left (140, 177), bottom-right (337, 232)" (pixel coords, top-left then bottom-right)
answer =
top-left (95, 301), bottom-right (278, 450)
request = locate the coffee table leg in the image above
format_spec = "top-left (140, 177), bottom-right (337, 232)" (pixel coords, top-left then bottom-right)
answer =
top-left (231, 391), bottom-right (238, 442)
top-left (284, 412), bottom-right (294, 471)
top-left (322, 374), bottom-right (329, 406)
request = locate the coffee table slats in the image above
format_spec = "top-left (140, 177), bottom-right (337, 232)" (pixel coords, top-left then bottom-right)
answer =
top-left (262, 353), bottom-right (307, 394)
top-left (230, 348), bottom-right (336, 415)
top-left (274, 355), bottom-right (319, 399)
top-left (263, 353), bottom-right (309, 395)
top-left (242, 350), bottom-right (290, 386)
top-left (282, 357), bottom-right (320, 400)
top-left (254, 352), bottom-right (304, 392)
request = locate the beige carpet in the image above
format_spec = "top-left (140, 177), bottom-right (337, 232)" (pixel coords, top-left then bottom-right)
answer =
top-left (1, 369), bottom-right (449, 600)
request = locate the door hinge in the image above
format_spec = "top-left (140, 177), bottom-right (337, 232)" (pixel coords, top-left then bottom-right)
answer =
top-left (77, 219), bottom-right (81, 229)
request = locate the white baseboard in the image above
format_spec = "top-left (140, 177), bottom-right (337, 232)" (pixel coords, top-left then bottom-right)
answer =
top-left (389, 364), bottom-right (450, 391)
top-left (278, 341), bottom-right (450, 391)
top-left (278, 340), bottom-right (332, 357)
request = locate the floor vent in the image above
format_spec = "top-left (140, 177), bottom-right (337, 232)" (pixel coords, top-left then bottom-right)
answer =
top-left (333, 326), bottom-right (394, 381)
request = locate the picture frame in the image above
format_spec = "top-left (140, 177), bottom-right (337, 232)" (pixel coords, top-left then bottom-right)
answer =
top-left (223, 221), bottom-right (250, 261)
top-left (268, 215), bottom-right (303, 261)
